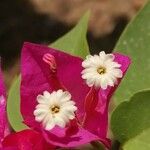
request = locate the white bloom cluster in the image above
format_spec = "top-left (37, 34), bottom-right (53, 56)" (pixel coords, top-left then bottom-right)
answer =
top-left (82, 51), bottom-right (122, 89)
top-left (34, 90), bottom-right (77, 130)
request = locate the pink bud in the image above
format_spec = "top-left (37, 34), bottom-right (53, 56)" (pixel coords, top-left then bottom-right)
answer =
top-left (43, 53), bottom-right (57, 72)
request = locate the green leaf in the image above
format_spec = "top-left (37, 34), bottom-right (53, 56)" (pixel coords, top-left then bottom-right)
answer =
top-left (50, 11), bottom-right (90, 58)
top-left (111, 90), bottom-right (150, 143)
top-left (113, 1), bottom-right (150, 104)
top-left (123, 128), bottom-right (150, 150)
top-left (7, 77), bottom-right (28, 131)
top-left (7, 12), bottom-right (90, 131)
top-left (77, 142), bottom-right (104, 150)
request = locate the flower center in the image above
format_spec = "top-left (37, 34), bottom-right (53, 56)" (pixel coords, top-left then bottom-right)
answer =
top-left (97, 66), bottom-right (106, 75)
top-left (51, 105), bottom-right (60, 114)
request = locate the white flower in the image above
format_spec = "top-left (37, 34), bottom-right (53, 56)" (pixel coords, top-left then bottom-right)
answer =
top-left (34, 90), bottom-right (77, 130)
top-left (81, 51), bottom-right (123, 89)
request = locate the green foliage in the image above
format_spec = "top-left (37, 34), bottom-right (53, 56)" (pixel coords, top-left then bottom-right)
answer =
top-left (7, 12), bottom-right (90, 131)
top-left (113, 1), bottom-right (150, 104)
top-left (123, 128), bottom-right (150, 150)
top-left (50, 11), bottom-right (90, 58)
top-left (7, 77), bottom-right (28, 131)
top-left (77, 142), bottom-right (104, 150)
top-left (111, 90), bottom-right (150, 144)
top-left (111, 2), bottom-right (150, 149)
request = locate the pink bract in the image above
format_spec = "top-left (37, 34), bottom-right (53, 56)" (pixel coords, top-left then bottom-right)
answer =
top-left (2, 129), bottom-right (54, 150)
top-left (83, 53), bottom-right (131, 139)
top-left (0, 65), bottom-right (10, 147)
top-left (20, 42), bottom-right (131, 149)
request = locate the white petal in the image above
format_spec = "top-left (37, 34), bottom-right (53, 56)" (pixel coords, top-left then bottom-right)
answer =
top-left (81, 68), bottom-right (97, 75)
top-left (62, 100), bottom-right (75, 106)
top-left (56, 89), bottom-right (63, 98)
top-left (45, 120), bottom-right (55, 130)
top-left (107, 78), bottom-right (115, 87)
top-left (99, 51), bottom-right (106, 58)
top-left (94, 78), bottom-right (102, 88)
top-left (56, 113), bottom-right (69, 123)
top-left (100, 77), bottom-right (109, 89)
top-left (81, 72), bottom-right (95, 80)
top-left (86, 79), bottom-right (95, 87)
top-left (35, 104), bottom-right (48, 110)
top-left (54, 116), bottom-right (66, 128)
top-left (82, 55), bottom-right (93, 67)
top-left (82, 55), bottom-right (102, 68)
top-left (106, 61), bottom-right (121, 69)
top-left (105, 54), bottom-right (115, 61)
top-left (35, 113), bottom-right (46, 122)
top-left (62, 103), bottom-right (77, 112)
top-left (42, 114), bottom-right (52, 127)
top-left (65, 111), bottom-right (76, 120)
top-left (59, 91), bottom-right (71, 103)
top-left (43, 91), bottom-right (51, 99)
top-left (33, 109), bottom-right (47, 116)
top-left (112, 69), bottom-right (123, 78)
top-left (37, 95), bottom-right (46, 103)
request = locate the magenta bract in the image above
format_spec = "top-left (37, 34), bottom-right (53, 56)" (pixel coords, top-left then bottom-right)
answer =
top-left (0, 66), bottom-right (9, 147)
top-left (20, 42), bottom-right (131, 149)
top-left (2, 129), bottom-right (54, 150)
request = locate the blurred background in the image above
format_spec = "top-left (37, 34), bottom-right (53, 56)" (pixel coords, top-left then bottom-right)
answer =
top-left (0, 0), bottom-right (147, 88)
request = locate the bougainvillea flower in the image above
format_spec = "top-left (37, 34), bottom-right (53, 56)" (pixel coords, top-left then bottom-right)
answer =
top-left (81, 51), bottom-right (130, 141)
top-left (34, 90), bottom-right (77, 130)
top-left (2, 129), bottom-right (55, 150)
top-left (21, 42), bottom-right (130, 149)
top-left (0, 65), bottom-right (54, 150)
top-left (81, 51), bottom-right (123, 89)
top-left (0, 65), bottom-right (9, 147)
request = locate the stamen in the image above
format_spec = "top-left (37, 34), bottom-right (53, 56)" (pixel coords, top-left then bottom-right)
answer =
top-left (51, 105), bottom-right (60, 114)
top-left (43, 53), bottom-right (57, 72)
top-left (97, 66), bottom-right (106, 75)
top-left (43, 53), bottom-right (66, 91)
